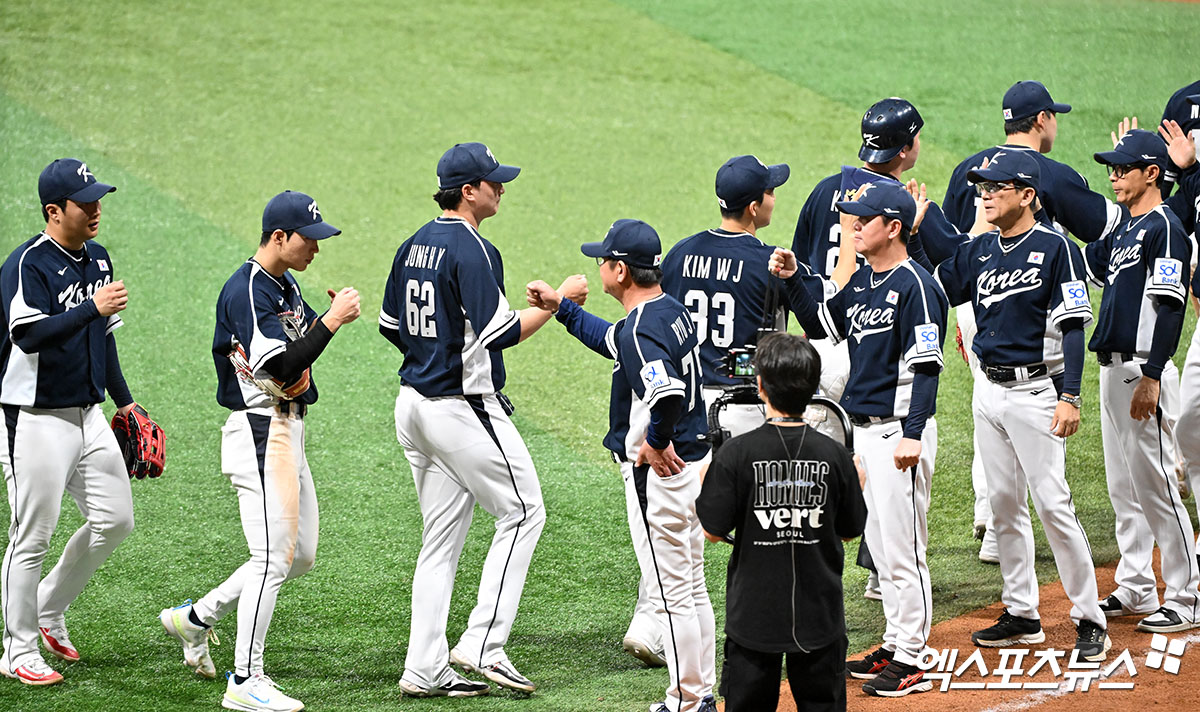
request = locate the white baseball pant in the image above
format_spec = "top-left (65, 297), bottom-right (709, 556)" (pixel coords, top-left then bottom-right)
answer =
top-left (394, 386), bottom-right (546, 686)
top-left (1, 404), bottom-right (133, 670)
top-left (1100, 360), bottom-right (1200, 620)
top-left (956, 306), bottom-right (994, 535)
top-left (857, 419), bottom-right (935, 666)
top-left (623, 460), bottom-right (715, 712)
top-left (1173, 326), bottom-right (1200, 506)
top-left (973, 377), bottom-right (1104, 626)
top-left (810, 337), bottom-right (850, 404)
top-left (190, 407), bottom-right (318, 678)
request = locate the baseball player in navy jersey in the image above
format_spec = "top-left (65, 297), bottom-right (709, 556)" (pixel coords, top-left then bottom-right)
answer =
top-left (0, 159), bottom-right (135, 686)
top-left (791, 98), bottom-right (926, 407)
top-left (1160, 81), bottom-right (1200, 202)
top-left (527, 220), bottom-right (716, 712)
top-left (1084, 129), bottom-right (1200, 632)
top-left (912, 151), bottom-right (1109, 660)
top-left (381, 143), bottom-right (586, 697)
top-left (640, 155), bottom-right (827, 666)
top-left (938, 81), bottom-right (1122, 564)
top-left (1162, 118), bottom-right (1200, 512)
top-left (771, 182), bottom-right (947, 698)
top-left (159, 190), bottom-right (360, 712)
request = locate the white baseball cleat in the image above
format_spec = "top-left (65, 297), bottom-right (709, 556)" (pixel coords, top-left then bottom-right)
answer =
top-left (160, 600), bottom-right (218, 678)
top-left (222, 672), bottom-right (303, 712)
top-left (622, 633), bottom-right (667, 667)
top-left (399, 666), bottom-right (490, 697)
top-left (0, 655), bottom-right (64, 685)
top-left (39, 625), bottom-right (80, 662)
top-left (450, 647), bottom-right (535, 692)
top-left (978, 527), bottom-right (1000, 564)
top-left (864, 571), bottom-right (883, 601)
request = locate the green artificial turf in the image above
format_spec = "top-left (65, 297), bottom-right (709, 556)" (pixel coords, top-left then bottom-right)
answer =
top-left (0, 1), bottom-right (1198, 709)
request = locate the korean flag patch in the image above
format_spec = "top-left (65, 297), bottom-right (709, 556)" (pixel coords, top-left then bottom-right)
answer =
top-left (1027, 252), bottom-right (1044, 265)
top-left (1152, 258), bottom-right (1183, 287)
top-left (885, 290), bottom-right (899, 305)
top-left (1060, 280), bottom-right (1089, 310)
top-left (914, 323), bottom-right (940, 354)
top-left (639, 359), bottom-right (671, 390)
top-left (97, 259), bottom-right (109, 272)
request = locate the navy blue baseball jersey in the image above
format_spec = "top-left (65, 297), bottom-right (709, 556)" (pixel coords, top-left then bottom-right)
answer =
top-left (943, 145), bottom-right (1120, 242)
top-left (1084, 204), bottom-right (1191, 355)
top-left (660, 228), bottom-right (829, 386)
top-left (0, 233), bottom-right (123, 408)
top-left (557, 295), bottom-right (709, 463)
top-left (935, 223), bottom-right (1092, 372)
top-left (379, 217), bottom-right (521, 397)
top-left (213, 259), bottom-right (319, 410)
top-left (815, 260), bottom-right (948, 418)
top-left (792, 168), bottom-right (900, 278)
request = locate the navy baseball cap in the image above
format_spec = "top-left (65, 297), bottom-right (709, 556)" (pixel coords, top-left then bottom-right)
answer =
top-left (859, 98), bottom-right (924, 164)
top-left (580, 219), bottom-right (662, 269)
top-left (38, 158), bottom-right (116, 205)
top-left (1002, 81), bottom-right (1071, 122)
top-left (1094, 129), bottom-right (1168, 169)
top-left (437, 142), bottom-right (520, 189)
top-left (262, 191), bottom-right (341, 240)
top-left (835, 182), bottom-right (916, 231)
top-left (967, 150), bottom-right (1041, 193)
top-left (715, 155), bottom-right (790, 211)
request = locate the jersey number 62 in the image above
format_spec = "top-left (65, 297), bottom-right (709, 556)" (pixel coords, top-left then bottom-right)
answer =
top-left (405, 279), bottom-right (437, 337)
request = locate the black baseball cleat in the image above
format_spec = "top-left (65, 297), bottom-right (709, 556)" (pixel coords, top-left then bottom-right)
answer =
top-left (1075, 620), bottom-right (1111, 662)
top-left (862, 661), bottom-right (933, 697)
top-left (972, 611), bottom-right (1045, 647)
top-left (399, 669), bottom-right (490, 698)
top-left (1137, 607), bottom-right (1200, 634)
top-left (1098, 594), bottom-right (1154, 618)
top-left (845, 646), bottom-right (892, 679)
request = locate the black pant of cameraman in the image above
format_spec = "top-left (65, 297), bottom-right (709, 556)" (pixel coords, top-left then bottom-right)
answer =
top-left (720, 636), bottom-right (847, 712)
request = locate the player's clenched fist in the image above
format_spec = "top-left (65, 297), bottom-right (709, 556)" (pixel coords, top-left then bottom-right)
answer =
top-left (323, 287), bottom-right (361, 331)
top-left (769, 247), bottom-right (798, 279)
top-left (558, 274), bottom-right (588, 306)
top-left (525, 280), bottom-right (561, 312)
top-left (93, 279), bottom-right (128, 316)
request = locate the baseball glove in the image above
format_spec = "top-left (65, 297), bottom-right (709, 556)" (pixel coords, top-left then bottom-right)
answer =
top-left (226, 340), bottom-right (311, 400)
top-left (111, 404), bottom-right (166, 479)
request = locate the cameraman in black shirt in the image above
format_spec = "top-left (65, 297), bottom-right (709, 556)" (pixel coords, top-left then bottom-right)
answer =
top-left (697, 332), bottom-right (866, 712)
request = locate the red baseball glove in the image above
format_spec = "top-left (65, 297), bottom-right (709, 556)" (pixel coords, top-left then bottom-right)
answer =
top-left (111, 403), bottom-right (166, 479)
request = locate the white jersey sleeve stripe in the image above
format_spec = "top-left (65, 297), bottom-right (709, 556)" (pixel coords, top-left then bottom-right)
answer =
top-left (603, 324), bottom-right (619, 360)
top-left (245, 266), bottom-right (288, 377)
top-left (644, 379), bottom-right (686, 409)
top-left (817, 301), bottom-right (842, 345)
top-left (6, 237), bottom-right (51, 332)
top-left (379, 308), bottom-right (400, 330)
top-left (105, 314), bottom-right (123, 335)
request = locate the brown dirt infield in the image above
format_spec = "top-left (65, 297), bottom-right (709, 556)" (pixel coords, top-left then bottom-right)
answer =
top-left (719, 555), bottom-right (1200, 711)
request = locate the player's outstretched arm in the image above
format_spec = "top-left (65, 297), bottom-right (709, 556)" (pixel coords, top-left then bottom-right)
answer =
top-left (517, 274), bottom-right (588, 343)
top-left (770, 248), bottom-right (829, 339)
top-left (527, 279), bottom-right (614, 356)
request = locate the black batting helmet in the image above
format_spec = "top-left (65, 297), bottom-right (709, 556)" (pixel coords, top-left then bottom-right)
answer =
top-left (858, 98), bottom-right (924, 164)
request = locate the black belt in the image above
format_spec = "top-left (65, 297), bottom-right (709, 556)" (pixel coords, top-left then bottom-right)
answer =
top-left (848, 413), bottom-right (899, 427)
top-left (982, 363), bottom-right (1047, 384)
top-left (1096, 351), bottom-right (1134, 366)
top-left (278, 400), bottom-right (306, 418)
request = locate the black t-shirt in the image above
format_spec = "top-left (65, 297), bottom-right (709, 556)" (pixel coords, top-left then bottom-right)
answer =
top-left (696, 423), bottom-right (866, 653)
